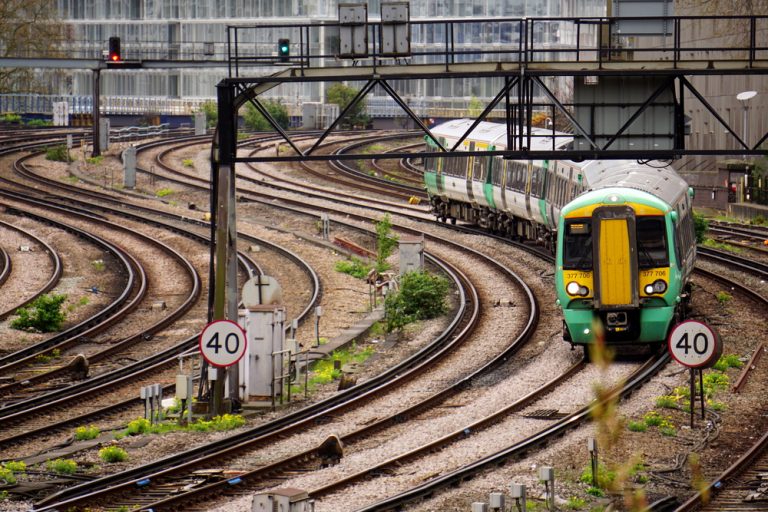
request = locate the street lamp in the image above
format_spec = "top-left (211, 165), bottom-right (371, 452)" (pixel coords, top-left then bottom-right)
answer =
top-left (736, 90), bottom-right (757, 158)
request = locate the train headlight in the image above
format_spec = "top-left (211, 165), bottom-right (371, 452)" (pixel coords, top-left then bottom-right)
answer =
top-left (566, 281), bottom-right (589, 297)
top-left (644, 279), bottom-right (668, 295)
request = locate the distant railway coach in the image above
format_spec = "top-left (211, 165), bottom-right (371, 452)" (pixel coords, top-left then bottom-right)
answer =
top-left (423, 119), bottom-right (696, 353)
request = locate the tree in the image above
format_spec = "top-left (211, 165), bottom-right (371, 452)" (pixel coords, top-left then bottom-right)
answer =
top-left (198, 100), bottom-right (218, 128)
top-left (242, 99), bottom-right (290, 131)
top-left (327, 83), bottom-right (369, 129)
top-left (0, 0), bottom-right (64, 93)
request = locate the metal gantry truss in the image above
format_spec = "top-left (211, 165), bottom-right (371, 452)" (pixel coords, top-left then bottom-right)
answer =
top-left (216, 14), bottom-right (768, 167)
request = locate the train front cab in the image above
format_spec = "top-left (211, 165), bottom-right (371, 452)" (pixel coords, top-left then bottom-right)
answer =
top-left (557, 195), bottom-right (678, 346)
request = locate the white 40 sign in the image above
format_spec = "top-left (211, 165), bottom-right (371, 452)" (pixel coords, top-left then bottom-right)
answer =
top-left (668, 320), bottom-right (722, 368)
top-left (199, 320), bottom-right (247, 367)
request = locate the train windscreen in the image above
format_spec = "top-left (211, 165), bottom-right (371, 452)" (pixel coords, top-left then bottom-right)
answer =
top-left (636, 216), bottom-right (669, 268)
top-left (563, 219), bottom-right (593, 269)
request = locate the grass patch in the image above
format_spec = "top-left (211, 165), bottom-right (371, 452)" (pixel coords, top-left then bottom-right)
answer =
top-left (46, 458), bottom-right (78, 474)
top-left (702, 238), bottom-right (742, 253)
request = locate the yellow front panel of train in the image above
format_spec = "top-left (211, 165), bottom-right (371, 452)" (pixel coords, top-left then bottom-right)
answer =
top-left (599, 218), bottom-right (632, 305)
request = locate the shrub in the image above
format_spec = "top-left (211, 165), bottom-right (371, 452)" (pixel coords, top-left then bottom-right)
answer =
top-left (74, 425), bottom-right (100, 441)
top-left (46, 458), bottom-right (78, 474)
top-left (693, 212), bottom-right (708, 244)
top-left (375, 214), bottom-right (399, 272)
top-left (11, 293), bottom-right (67, 332)
top-left (45, 145), bottom-right (71, 162)
top-left (99, 446), bottom-right (128, 463)
top-left (384, 270), bottom-right (450, 332)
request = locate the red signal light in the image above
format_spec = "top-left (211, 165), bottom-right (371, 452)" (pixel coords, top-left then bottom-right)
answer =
top-left (108, 36), bottom-right (121, 62)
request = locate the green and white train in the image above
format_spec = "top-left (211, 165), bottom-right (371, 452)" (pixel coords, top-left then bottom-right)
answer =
top-left (423, 119), bottom-right (697, 350)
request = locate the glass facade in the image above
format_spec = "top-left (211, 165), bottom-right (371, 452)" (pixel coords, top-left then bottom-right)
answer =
top-left (51, 0), bottom-right (605, 115)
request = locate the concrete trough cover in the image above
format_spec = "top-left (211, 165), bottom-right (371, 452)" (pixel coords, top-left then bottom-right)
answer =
top-left (524, 409), bottom-right (567, 419)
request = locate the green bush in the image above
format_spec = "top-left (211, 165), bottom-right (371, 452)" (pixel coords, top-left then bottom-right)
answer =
top-left (46, 458), bottom-right (78, 474)
top-left (384, 270), bottom-right (450, 332)
top-left (74, 425), bottom-right (100, 441)
top-left (11, 293), bottom-right (67, 332)
top-left (693, 212), bottom-right (708, 244)
top-left (99, 446), bottom-right (128, 463)
top-left (335, 257), bottom-right (372, 279)
top-left (45, 145), bottom-right (71, 162)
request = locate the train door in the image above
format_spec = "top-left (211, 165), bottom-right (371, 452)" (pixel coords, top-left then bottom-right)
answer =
top-left (592, 206), bottom-right (639, 310)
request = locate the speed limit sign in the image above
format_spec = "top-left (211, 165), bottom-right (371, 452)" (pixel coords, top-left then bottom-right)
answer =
top-left (668, 320), bottom-right (722, 368)
top-left (199, 320), bottom-right (247, 367)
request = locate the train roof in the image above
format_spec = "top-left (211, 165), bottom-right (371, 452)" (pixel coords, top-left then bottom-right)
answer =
top-left (430, 119), bottom-right (572, 151)
top-left (580, 160), bottom-right (689, 206)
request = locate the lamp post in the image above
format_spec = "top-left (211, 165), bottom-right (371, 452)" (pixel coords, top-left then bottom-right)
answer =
top-left (736, 90), bottom-right (757, 159)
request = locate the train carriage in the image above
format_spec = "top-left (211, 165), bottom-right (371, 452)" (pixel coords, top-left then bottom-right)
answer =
top-left (423, 119), bottom-right (696, 350)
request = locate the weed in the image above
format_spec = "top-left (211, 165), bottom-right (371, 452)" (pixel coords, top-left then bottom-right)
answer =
top-left (0, 467), bottom-right (16, 485)
top-left (99, 446), bottom-right (128, 463)
top-left (26, 119), bottom-right (52, 127)
top-left (126, 418), bottom-right (152, 436)
top-left (580, 462), bottom-right (616, 489)
top-left (85, 155), bottom-right (103, 165)
top-left (643, 410), bottom-right (663, 427)
top-left (660, 424), bottom-right (677, 436)
top-left (703, 372), bottom-right (729, 392)
top-left (655, 395), bottom-right (679, 409)
top-left (91, 259), bottom-right (105, 271)
top-left (708, 400), bottom-right (727, 411)
top-left (182, 158), bottom-right (194, 167)
top-left (156, 188), bottom-right (174, 197)
top-left (335, 257), bottom-right (372, 279)
top-left (74, 425), bottom-right (100, 441)
top-left (46, 458), bottom-right (78, 474)
top-left (0, 113), bottom-right (21, 123)
top-left (716, 290), bottom-right (732, 304)
top-left (188, 414), bottom-right (246, 432)
top-left (566, 496), bottom-right (587, 509)
top-left (627, 420), bottom-right (647, 432)
top-left (0, 490), bottom-right (8, 500)
top-left (713, 353), bottom-right (743, 371)
top-left (3, 461), bottom-right (26, 473)
top-left (586, 486), bottom-right (605, 497)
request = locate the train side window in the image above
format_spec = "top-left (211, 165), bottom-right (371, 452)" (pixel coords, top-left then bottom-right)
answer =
top-left (492, 157), bottom-right (504, 186)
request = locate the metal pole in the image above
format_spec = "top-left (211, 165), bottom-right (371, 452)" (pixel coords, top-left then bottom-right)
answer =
top-left (699, 368), bottom-right (706, 420)
top-left (689, 368), bottom-right (695, 429)
top-left (92, 69), bottom-right (101, 158)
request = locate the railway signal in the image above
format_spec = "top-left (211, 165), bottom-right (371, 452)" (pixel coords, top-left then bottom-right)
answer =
top-left (108, 36), bottom-right (121, 62)
top-left (278, 38), bottom-right (290, 62)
